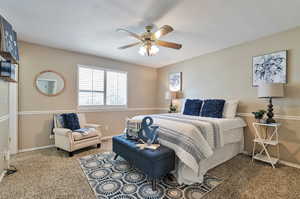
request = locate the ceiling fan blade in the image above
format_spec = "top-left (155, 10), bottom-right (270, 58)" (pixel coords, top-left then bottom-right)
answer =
top-left (116, 28), bottom-right (142, 40)
top-left (156, 40), bottom-right (182, 49)
top-left (118, 42), bottom-right (141, 50)
top-left (154, 25), bottom-right (174, 39)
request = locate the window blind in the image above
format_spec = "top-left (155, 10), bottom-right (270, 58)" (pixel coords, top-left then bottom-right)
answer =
top-left (78, 67), bottom-right (104, 106)
top-left (106, 71), bottom-right (127, 105)
top-left (78, 66), bottom-right (127, 106)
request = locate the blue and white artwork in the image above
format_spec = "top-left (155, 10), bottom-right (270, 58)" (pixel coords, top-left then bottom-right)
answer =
top-left (0, 15), bottom-right (19, 62)
top-left (252, 51), bottom-right (287, 86)
top-left (169, 72), bottom-right (182, 91)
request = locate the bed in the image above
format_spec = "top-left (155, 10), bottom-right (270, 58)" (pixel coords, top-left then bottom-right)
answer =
top-left (132, 113), bottom-right (246, 185)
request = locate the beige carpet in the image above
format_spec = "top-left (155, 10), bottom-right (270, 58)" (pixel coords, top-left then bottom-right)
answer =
top-left (1, 140), bottom-right (300, 199)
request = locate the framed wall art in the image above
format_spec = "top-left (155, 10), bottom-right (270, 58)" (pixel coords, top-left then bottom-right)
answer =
top-left (169, 72), bottom-right (182, 91)
top-left (252, 50), bottom-right (287, 87)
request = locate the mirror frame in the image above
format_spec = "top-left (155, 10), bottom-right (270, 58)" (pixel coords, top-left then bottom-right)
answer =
top-left (34, 70), bottom-right (66, 97)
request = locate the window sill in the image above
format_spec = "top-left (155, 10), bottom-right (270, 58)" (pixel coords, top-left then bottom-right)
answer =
top-left (78, 105), bottom-right (128, 112)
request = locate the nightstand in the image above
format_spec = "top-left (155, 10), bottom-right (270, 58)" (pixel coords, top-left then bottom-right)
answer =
top-left (252, 122), bottom-right (280, 168)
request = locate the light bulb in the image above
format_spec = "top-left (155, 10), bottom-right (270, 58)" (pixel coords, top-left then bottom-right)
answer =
top-left (139, 44), bottom-right (159, 56)
top-left (139, 45), bottom-right (147, 56)
top-left (149, 45), bottom-right (159, 55)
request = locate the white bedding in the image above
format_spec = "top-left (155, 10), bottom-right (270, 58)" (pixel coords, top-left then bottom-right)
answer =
top-left (132, 113), bottom-right (246, 184)
top-left (177, 138), bottom-right (244, 184)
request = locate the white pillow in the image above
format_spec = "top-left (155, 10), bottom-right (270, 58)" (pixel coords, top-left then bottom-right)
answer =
top-left (180, 98), bottom-right (187, 113)
top-left (222, 100), bottom-right (239, 118)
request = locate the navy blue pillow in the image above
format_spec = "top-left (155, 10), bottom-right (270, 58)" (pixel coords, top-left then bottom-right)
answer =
top-left (62, 113), bottom-right (81, 131)
top-left (200, 99), bottom-right (226, 118)
top-left (183, 99), bottom-right (203, 116)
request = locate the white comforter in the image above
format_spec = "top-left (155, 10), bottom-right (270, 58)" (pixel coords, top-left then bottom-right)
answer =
top-left (132, 113), bottom-right (246, 184)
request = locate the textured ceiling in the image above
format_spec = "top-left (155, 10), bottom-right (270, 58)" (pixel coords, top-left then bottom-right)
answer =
top-left (1, 0), bottom-right (300, 68)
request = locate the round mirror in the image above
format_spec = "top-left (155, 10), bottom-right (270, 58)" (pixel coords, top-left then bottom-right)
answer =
top-left (35, 70), bottom-right (65, 96)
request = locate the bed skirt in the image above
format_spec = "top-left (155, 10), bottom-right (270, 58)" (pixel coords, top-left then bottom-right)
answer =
top-left (175, 137), bottom-right (244, 185)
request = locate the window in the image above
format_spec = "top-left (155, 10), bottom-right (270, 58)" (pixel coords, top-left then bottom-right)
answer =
top-left (78, 65), bottom-right (127, 107)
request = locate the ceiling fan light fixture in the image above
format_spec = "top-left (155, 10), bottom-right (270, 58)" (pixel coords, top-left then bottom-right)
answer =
top-left (117, 24), bottom-right (181, 55)
top-left (139, 44), bottom-right (159, 56)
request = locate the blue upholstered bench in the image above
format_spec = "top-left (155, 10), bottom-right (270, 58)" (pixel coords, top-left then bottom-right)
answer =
top-left (112, 135), bottom-right (175, 190)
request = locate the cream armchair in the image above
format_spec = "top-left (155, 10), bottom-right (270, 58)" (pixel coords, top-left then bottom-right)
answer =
top-left (53, 113), bottom-right (102, 157)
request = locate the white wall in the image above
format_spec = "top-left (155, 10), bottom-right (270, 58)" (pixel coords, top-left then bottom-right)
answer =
top-left (0, 59), bottom-right (9, 177)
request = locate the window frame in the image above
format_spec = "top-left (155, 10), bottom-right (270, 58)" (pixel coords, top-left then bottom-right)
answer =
top-left (77, 64), bottom-right (128, 110)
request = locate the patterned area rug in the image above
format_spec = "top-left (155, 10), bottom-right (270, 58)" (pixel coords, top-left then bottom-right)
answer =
top-left (78, 152), bottom-right (222, 199)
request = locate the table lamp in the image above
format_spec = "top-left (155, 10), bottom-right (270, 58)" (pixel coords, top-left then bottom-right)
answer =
top-left (165, 91), bottom-right (177, 113)
top-left (258, 83), bottom-right (284, 124)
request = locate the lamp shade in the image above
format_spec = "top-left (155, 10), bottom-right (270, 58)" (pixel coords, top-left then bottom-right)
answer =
top-left (258, 83), bottom-right (284, 98)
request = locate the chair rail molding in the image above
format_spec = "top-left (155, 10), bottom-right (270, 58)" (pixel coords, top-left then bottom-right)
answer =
top-left (17, 110), bottom-right (300, 120)
top-left (237, 113), bottom-right (300, 121)
top-left (0, 114), bottom-right (9, 123)
top-left (18, 107), bottom-right (168, 115)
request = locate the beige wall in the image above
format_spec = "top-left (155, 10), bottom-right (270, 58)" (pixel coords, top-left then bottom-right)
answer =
top-left (157, 27), bottom-right (300, 165)
top-left (0, 77), bottom-right (9, 175)
top-left (17, 27), bottom-right (300, 165)
top-left (18, 41), bottom-right (158, 150)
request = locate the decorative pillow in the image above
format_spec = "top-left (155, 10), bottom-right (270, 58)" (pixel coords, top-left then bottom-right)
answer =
top-left (125, 118), bottom-right (142, 140)
top-left (183, 99), bottom-right (203, 116)
top-left (200, 99), bottom-right (226, 118)
top-left (223, 100), bottom-right (239, 119)
top-left (62, 113), bottom-right (81, 131)
top-left (180, 98), bottom-right (187, 114)
top-left (55, 114), bottom-right (66, 128)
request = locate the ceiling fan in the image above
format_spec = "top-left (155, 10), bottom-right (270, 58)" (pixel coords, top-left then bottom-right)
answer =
top-left (117, 25), bottom-right (182, 56)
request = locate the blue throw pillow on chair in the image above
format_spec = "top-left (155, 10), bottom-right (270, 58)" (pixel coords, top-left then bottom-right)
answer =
top-left (183, 99), bottom-right (203, 116)
top-left (200, 99), bottom-right (226, 118)
top-left (62, 113), bottom-right (81, 131)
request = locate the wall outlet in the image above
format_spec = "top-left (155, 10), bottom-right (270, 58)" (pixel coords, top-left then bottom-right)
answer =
top-left (105, 125), bottom-right (109, 131)
top-left (2, 150), bottom-right (10, 161)
top-left (4, 150), bottom-right (10, 161)
top-left (1, 152), bottom-right (4, 161)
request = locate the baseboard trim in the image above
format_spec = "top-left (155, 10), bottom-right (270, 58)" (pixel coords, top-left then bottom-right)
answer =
top-left (18, 145), bottom-right (55, 153)
top-left (242, 151), bottom-right (300, 169)
top-left (101, 136), bottom-right (114, 141)
top-left (16, 145), bottom-right (300, 169)
top-left (0, 170), bottom-right (7, 183)
top-left (279, 160), bottom-right (300, 169)
top-left (18, 137), bottom-right (114, 153)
